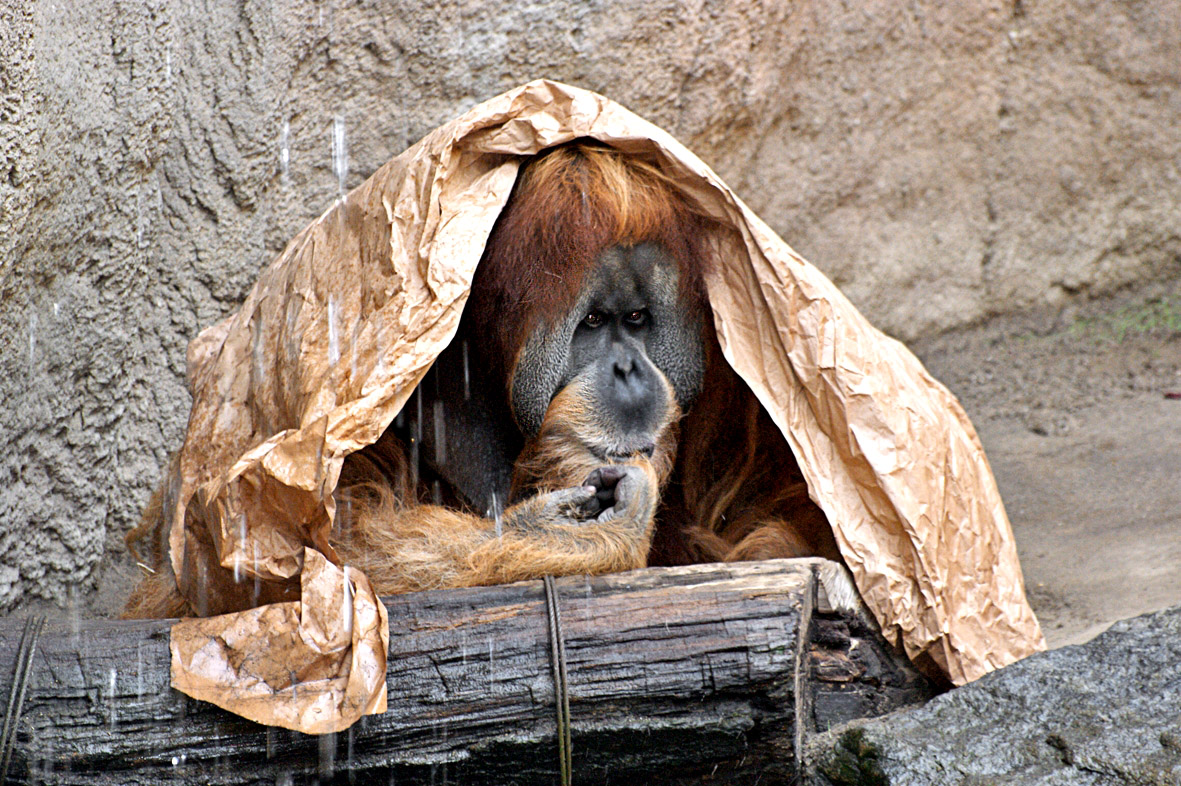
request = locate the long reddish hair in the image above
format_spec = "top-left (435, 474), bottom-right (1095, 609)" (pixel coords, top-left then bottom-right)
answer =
top-left (467, 142), bottom-right (712, 380)
top-left (469, 141), bottom-right (836, 566)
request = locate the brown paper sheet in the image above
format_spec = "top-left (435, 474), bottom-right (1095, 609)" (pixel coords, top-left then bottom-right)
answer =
top-left (171, 548), bottom-right (388, 733)
top-left (167, 79), bottom-right (1044, 732)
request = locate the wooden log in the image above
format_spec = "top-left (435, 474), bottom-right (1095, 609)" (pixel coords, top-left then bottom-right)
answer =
top-left (0, 559), bottom-right (938, 785)
top-left (804, 562), bottom-right (946, 736)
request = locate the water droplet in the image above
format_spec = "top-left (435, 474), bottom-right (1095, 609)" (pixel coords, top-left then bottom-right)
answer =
top-left (136, 641), bottom-right (144, 699)
top-left (409, 435), bottom-right (419, 491)
top-left (315, 435), bottom-right (325, 488)
top-left (351, 318), bottom-right (361, 382)
top-left (490, 492), bottom-right (503, 538)
top-left (415, 386), bottom-right (424, 443)
top-left (284, 299), bottom-right (301, 364)
top-left (67, 584), bottom-right (81, 649)
top-left (252, 321), bottom-right (267, 391)
top-left (279, 118), bottom-right (290, 181)
top-left (233, 512), bottom-right (247, 584)
top-left (107, 667), bottom-right (118, 728)
top-left (461, 340), bottom-right (471, 401)
top-left (340, 497), bottom-right (352, 536)
top-left (584, 576), bottom-right (594, 621)
top-left (410, 387), bottom-right (422, 489)
top-left (319, 732), bottom-right (336, 779)
top-left (342, 567), bottom-right (353, 635)
top-left (27, 312), bottom-right (36, 365)
top-left (135, 187), bottom-right (146, 249)
top-left (332, 114), bottom-right (348, 199)
top-left (196, 572), bottom-right (209, 617)
top-left (433, 399), bottom-right (446, 465)
top-left (328, 296), bottom-right (341, 366)
top-left (252, 543), bottom-right (262, 605)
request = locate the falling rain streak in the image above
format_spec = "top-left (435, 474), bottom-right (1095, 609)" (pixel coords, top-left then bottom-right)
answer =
top-left (135, 187), bottom-right (145, 248)
top-left (319, 732), bottom-right (336, 780)
top-left (67, 584), bottom-right (80, 647)
top-left (346, 727), bottom-right (356, 779)
top-left (252, 323), bottom-right (266, 392)
top-left (327, 296), bottom-right (340, 366)
top-left (234, 512), bottom-right (248, 584)
top-left (409, 387), bottom-right (421, 489)
top-left (279, 118), bottom-right (290, 181)
top-left (489, 492), bottom-right (503, 538)
top-left (462, 340), bottom-right (471, 400)
top-left (433, 399), bottom-right (446, 465)
top-left (136, 641), bottom-right (145, 699)
top-left (332, 115), bottom-right (348, 199)
top-left (351, 318), bottom-right (361, 380)
top-left (252, 543), bottom-right (262, 605)
top-left (342, 568), bottom-right (353, 635)
top-left (107, 668), bottom-right (118, 728)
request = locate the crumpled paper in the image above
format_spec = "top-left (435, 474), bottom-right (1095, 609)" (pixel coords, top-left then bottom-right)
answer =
top-left (166, 79), bottom-right (1044, 732)
top-left (171, 548), bottom-right (388, 733)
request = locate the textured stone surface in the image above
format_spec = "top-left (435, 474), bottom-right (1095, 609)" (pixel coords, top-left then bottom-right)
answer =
top-left (804, 604), bottom-right (1181, 784)
top-left (1, 0), bottom-right (1179, 615)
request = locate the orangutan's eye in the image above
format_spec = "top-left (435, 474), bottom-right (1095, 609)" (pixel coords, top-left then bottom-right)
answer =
top-left (623, 310), bottom-right (648, 327)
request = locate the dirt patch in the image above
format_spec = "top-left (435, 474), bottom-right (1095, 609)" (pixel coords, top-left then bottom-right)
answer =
top-left (912, 278), bottom-right (1181, 647)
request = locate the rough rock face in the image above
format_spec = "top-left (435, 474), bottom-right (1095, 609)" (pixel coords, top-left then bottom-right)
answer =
top-left (804, 604), bottom-right (1181, 784)
top-left (1, 0), bottom-right (1179, 615)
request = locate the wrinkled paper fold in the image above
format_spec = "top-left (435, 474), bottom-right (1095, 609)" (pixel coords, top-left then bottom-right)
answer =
top-left (167, 79), bottom-right (1044, 732)
top-left (171, 548), bottom-right (388, 733)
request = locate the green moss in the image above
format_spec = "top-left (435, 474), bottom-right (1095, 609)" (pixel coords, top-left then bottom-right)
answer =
top-left (1067, 296), bottom-right (1181, 344)
top-left (816, 728), bottom-right (889, 786)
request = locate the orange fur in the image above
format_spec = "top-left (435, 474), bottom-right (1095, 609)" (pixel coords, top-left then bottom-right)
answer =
top-left (122, 479), bottom-right (194, 618)
top-left (334, 383), bottom-right (668, 594)
top-left (122, 567), bottom-right (194, 619)
top-left (650, 329), bottom-right (840, 567)
top-left (123, 142), bottom-right (837, 618)
top-left (334, 467), bottom-right (657, 595)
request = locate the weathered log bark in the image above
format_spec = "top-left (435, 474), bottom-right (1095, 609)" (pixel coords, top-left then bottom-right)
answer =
top-left (0, 559), bottom-right (937, 785)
